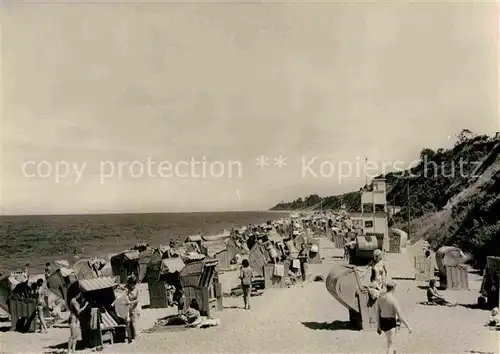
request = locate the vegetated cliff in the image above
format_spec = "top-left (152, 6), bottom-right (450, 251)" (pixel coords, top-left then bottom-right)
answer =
top-left (270, 131), bottom-right (500, 267)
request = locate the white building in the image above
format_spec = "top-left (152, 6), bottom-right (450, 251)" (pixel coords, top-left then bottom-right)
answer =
top-left (360, 178), bottom-right (389, 251)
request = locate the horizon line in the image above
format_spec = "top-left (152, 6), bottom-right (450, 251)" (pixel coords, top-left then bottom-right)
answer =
top-left (0, 209), bottom-right (293, 217)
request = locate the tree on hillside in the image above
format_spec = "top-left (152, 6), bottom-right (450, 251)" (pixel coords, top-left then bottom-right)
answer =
top-left (305, 194), bottom-right (321, 205)
top-left (420, 148), bottom-right (436, 162)
top-left (456, 129), bottom-right (474, 145)
top-left (270, 132), bottom-right (500, 267)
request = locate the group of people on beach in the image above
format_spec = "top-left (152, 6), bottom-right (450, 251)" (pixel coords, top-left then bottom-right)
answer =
top-left (361, 247), bottom-right (457, 354)
top-left (359, 250), bottom-right (413, 354)
top-left (236, 214), bottom-right (415, 354)
top-left (6, 211), bottom-right (433, 354)
top-left (237, 244), bottom-right (311, 310)
top-left (237, 225), bottom-right (315, 310)
top-left (66, 274), bottom-right (140, 353)
top-left (10, 264), bottom-right (50, 334)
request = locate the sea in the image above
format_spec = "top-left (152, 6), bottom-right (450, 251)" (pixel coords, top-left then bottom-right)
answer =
top-left (0, 211), bottom-right (285, 274)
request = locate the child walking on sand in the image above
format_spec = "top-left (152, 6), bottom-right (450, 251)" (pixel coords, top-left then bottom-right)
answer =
top-left (239, 259), bottom-right (253, 310)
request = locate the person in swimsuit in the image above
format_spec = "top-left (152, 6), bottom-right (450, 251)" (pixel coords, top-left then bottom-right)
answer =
top-left (239, 259), bottom-right (253, 310)
top-left (363, 249), bottom-right (388, 291)
top-left (298, 243), bottom-right (309, 286)
top-left (377, 281), bottom-right (412, 354)
top-left (44, 263), bottom-right (51, 280)
top-left (35, 279), bottom-right (48, 333)
top-left (427, 279), bottom-right (455, 306)
top-left (22, 263), bottom-right (29, 280)
top-left (68, 292), bottom-right (88, 353)
top-left (126, 275), bottom-right (140, 343)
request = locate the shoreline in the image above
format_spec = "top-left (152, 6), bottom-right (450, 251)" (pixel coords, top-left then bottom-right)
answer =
top-left (0, 210), bottom-right (287, 218)
top-left (1, 211), bottom-right (288, 274)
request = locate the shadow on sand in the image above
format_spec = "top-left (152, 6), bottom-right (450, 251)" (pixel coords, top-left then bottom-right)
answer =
top-left (45, 341), bottom-right (84, 353)
top-left (459, 303), bottom-right (487, 310)
top-left (301, 321), bottom-right (356, 331)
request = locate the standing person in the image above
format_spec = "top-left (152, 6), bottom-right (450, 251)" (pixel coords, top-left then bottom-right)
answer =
top-left (267, 242), bottom-right (279, 264)
top-left (22, 263), bottom-right (30, 279)
top-left (239, 259), bottom-right (253, 310)
top-left (125, 275), bottom-right (140, 343)
top-left (21, 263), bottom-right (30, 293)
top-left (68, 292), bottom-right (88, 353)
top-left (165, 284), bottom-right (174, 307)
top-left (35, 279), bottom-right (48, 333)
top-left (298, 243), bottom-right (309, 287)
top-left (363, 249), bottom-right (388, 290)
top-left (44, 263), bottom-right (52, 280)
top-left (173, 287), bottom-right (187, 314)
top-left (376, 281), bottom-right (412, 354)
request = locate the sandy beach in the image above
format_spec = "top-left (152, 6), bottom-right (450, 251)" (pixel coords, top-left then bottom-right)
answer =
top-left (1, 258), bottom-right (498, 354)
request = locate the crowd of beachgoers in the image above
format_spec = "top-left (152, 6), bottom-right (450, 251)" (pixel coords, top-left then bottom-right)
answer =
top-left (1, 210), bottom-right (350, 331)
top-left (1, 210), bottom-right (499, 354)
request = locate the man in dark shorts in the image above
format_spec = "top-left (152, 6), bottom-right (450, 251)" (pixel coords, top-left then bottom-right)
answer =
top-left (376, 281), bottom-right (412, 354)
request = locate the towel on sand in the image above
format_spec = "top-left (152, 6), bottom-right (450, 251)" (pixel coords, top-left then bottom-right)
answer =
top-left (186, 316), bottom-right (220, 329)
top-left (273, 264), bottom-right (284, 277)
top-left (418, 301), bottom-right (456, 307)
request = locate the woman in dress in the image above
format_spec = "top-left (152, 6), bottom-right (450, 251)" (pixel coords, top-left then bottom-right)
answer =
top-left (125, 275), bottom-right (140, 343)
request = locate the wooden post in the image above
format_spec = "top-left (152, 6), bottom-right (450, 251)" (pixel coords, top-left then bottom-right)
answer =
top-left (407, 180), bottom-right (411, 238)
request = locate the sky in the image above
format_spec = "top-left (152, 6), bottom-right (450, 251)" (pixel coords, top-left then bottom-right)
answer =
top-left (1, 1), bottom-right (499, 215)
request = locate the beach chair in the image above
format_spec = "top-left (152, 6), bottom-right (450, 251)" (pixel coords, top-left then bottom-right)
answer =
top-left (478, 257), bottom-right (500, 309)
top-left (326, 263), bottom-right (379, 330)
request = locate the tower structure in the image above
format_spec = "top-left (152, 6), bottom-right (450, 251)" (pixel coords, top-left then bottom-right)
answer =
top-left (360, 178), bottom-right (389, 251)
